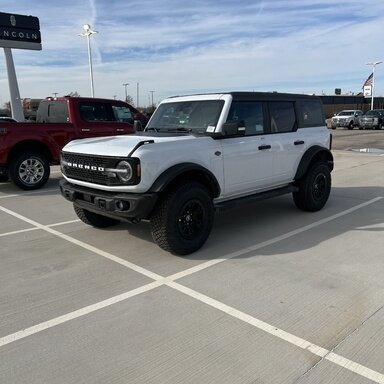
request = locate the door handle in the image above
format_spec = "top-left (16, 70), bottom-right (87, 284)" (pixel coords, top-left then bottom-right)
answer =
top-left (258, 144), bottom-right (271, 150)
top-left (81, 128), bottom-right (91, 132)
top-left (294, 140), bottom-right (304, 145)
top-left (116, 128), bottom-right (125, 132)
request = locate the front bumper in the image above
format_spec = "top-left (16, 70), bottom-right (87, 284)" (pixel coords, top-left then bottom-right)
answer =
top-left (359, 122), bottom-right (378, 129)
top-left (59, 180), bottom-right (158, 220)
top-left (332, 120), bottom-right (350, 127)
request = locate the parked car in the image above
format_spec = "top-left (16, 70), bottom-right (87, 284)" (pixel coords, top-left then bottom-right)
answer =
top-left (0, 97), bottom-right (147, 189)
top-left (331, 110), bottom-right (363, 130)
top-left (358, 109), bottom-right (384, 130)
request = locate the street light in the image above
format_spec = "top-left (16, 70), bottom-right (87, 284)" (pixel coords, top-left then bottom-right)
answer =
top-left (366, 61), bottom-right (382, 110)
top-left (123, 83), bottom-right (129, 101)
top-left (79, 24), bottom-right (98, 97)
top-left (149, 90), bottom-right (155, 106)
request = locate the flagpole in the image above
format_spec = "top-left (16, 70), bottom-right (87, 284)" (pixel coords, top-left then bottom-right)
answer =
top-left (366, 61), bottom-right (382, 110)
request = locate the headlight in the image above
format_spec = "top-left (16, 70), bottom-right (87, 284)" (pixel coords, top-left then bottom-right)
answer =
top-left (115, 160), bottom-right (133, 182)
top-left (103, 158), bottom-right (140, 185)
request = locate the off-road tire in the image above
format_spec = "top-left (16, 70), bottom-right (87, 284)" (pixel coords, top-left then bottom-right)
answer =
top-left (150, 181), bottom-right (214, 255)
top-left (74, 205), bottom-right (120, 228)
top-left (9, 152), bottom-right (50, 190)
top-left (293, 163), bottom-right (331, 212)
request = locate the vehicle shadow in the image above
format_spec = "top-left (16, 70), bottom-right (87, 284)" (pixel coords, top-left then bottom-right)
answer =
top-left (122, 185), bottom-right (383, 260)
top-left (2, 177), bottom-right (381, 263)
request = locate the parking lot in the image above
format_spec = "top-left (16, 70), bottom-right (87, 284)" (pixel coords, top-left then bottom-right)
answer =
top-left (0, 131), bottom-right (383, 383)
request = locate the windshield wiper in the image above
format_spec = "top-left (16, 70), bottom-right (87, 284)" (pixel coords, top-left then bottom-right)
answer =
top-left (165, 127), bottom-right (193, 133)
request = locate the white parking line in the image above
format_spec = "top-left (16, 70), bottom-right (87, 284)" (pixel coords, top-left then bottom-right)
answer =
top-left (0, 187), bottom-right (59, 199)
top-left (168, 281), bottom-right (384, 384)
top-left (0, 205), bottom-right (162, 281)
top-left (168, 196), bottom-right (384, 281)
top-left (0, 281), bottom-right (163, 348)
top-left (0, 196), bottom-right (383, 383)
top-left (0, 219), bottom-right (80, 238)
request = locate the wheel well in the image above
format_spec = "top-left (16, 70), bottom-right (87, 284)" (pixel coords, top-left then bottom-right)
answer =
top-left (150, 165), bottom-right (220, 198)
top-left (294, 147), bottom-right (334, 181)
top-left (8, 141), bottom-right (53, 163)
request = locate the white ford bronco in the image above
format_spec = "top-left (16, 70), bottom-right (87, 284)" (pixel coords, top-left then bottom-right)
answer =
top-left (60, 92), bottom-right (333, 255)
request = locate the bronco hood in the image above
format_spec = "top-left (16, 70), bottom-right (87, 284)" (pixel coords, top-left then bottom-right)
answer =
top-left (62, 133), bottom-right (199, 157)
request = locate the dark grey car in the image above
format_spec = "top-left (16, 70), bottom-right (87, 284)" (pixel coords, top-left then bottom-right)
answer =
top-left (358, 109), bottom-right (384, 130)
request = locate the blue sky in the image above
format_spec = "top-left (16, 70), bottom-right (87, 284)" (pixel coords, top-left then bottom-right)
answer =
top-left (1, 0), bottom-right (384, 107)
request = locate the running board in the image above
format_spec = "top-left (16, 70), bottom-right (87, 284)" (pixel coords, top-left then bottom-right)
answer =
top-left (214, 185), bottom-right (298, 212)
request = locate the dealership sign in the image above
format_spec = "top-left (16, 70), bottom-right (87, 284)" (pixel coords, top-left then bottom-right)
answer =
top-left (0, 12), bottom-right (41, 50)
top-left (363, 85), bottom-right (372, 97)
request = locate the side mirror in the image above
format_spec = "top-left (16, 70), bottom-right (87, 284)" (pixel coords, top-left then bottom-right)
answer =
top-left (222, 120), bottom-right (246, 136)
top-left (134, 120), bottom-right (143, 132)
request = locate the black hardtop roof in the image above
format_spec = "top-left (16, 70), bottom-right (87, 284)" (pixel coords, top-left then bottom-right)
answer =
top-left (230, 91), bottom-right (320, 100)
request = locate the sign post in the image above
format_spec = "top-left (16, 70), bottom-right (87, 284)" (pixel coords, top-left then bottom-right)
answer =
top-left (0, 12), bottom-right (42, 121)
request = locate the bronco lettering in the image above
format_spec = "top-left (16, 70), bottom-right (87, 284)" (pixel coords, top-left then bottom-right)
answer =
top-left (65, 161), bottom-right (104, 172)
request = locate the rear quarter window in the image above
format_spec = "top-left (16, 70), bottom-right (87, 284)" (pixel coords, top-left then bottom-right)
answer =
top-left (297, 99), bottom-right (325, 128)
top-left (269, 101), bottom-right (296, 133)
top-left (36, 100), bottom-right (69, 123)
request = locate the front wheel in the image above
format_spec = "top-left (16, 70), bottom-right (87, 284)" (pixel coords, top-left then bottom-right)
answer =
top-left (293, 163), bottom-right (331, 212)
top-left (150, 182), bottom-right (214, 255)
top-left (9, 152), bottom-right (50, 190)
top-left (74, 205), bottom-right (120, 228)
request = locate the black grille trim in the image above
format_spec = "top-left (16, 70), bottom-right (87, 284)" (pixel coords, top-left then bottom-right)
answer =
top-left (61, 152), bottom-right (140, 185)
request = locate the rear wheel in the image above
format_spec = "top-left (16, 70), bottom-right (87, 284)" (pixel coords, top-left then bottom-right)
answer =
top-left (293, 163), bottom-right (331, 212)
top-left (150, 181), bottom-right (214, 255)
top-left (9, 152), bottom-right (50, 190)
top-left (74, 205), bottom-right (120, 228)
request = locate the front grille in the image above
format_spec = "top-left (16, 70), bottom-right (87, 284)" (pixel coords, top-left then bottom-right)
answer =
top-left (61, 152), bottom-right (123, 185)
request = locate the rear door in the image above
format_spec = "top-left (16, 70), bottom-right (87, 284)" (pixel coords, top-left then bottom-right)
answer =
top-left (268, 98), bottom-right (326, 184)
top-left (77, 101), bottom-right (116, 137)
top-left (77, 101), bottom-right (137, 137)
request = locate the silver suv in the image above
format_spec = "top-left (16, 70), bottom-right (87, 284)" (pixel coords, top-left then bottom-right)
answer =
top-left (60, 92), bottom-right (333, 255)
top-left (331, 109), bottom-right (363, 130)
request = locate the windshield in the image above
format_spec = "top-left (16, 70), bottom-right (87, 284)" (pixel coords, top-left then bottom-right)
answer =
top-left (338, 111), bottom-right (354, 116)
top-left (146, 100), bottom-right (224, 133)
top-left (364, 110), bottom-right (379, 116)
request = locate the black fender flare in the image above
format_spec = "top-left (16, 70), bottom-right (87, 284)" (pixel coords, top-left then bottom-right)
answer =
top-left (149, 162), bottom-right (221, 198)
top-left (294, 146), bottom-right (334, 181)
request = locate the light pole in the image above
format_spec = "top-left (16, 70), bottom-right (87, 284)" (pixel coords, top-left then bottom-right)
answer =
top-left (79, 24), bottom-right (98, 97)
top-left (123, 83), bottom-right (129, 101)
top-left (149, 90), bottom-right (155, 106)
top-left (136, 82), bottom-right (139, 108)
top-left (366, 61), bottom-right (382, 110)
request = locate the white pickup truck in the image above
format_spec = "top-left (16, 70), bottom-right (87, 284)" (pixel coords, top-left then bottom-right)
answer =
top-left (60, 92), bottom-right (333, 255)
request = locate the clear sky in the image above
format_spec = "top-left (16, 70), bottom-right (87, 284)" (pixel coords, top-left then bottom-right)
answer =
top-left (1, 0), bottom-right (384, 107)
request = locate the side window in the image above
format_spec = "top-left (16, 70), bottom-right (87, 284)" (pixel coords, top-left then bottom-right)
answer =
top-left (226, 101), bottom-right (264, 135)
top-left (298, 100), bottom-right (325, 128)
top-left (41, 101), bottom-right (68, 123)
top-left (111, 105), bottom-right (134, 123)
top-left (79, 102), bottom-right (112, 122)
top-left (269, 102), bottom-right (296, 133)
